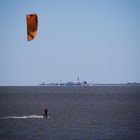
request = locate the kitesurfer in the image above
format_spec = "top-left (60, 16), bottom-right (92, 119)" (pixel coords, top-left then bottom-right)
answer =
top-left (44, 108), bottom-right (48, 118)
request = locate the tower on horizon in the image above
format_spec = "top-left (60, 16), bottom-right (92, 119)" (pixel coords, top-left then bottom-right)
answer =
top-left (77, 77), bottom-right (80, 85)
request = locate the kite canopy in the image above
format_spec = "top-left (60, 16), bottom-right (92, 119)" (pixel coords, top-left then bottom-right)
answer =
top-left (26, 13), bottom-right (38, 41)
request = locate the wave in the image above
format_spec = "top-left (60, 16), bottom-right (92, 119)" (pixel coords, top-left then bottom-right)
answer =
top-left (0, 115), bottom-right (50, 119)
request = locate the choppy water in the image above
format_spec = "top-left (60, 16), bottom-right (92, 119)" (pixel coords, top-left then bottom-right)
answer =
top-left (0, 86), bottom-right (140, 140)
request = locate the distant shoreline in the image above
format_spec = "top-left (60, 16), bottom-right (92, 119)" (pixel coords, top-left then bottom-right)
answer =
top-left (0, 84), bottom-right (140, 87)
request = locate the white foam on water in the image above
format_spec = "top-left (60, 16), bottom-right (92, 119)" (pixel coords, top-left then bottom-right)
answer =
top-left (0, 115), bottom-right (50, 119)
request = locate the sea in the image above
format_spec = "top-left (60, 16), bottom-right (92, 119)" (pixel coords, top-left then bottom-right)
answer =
top-left (0, 86), bottom-right (140, 140)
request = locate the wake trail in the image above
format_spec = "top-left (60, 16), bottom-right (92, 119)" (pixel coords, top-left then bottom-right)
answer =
top-left (0, 115), bottom-right (50, 119)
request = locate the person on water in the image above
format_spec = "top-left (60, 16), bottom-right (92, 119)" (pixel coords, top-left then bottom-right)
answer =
top-left (44, 108), bottom-right (48, 118)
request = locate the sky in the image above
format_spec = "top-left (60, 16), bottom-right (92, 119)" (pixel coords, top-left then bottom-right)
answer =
top-left (0, 0), bottom-right (140, 86)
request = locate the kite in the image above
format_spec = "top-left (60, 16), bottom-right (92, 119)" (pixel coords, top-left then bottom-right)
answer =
top-left (26, 13), bottom-right (38, 41)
